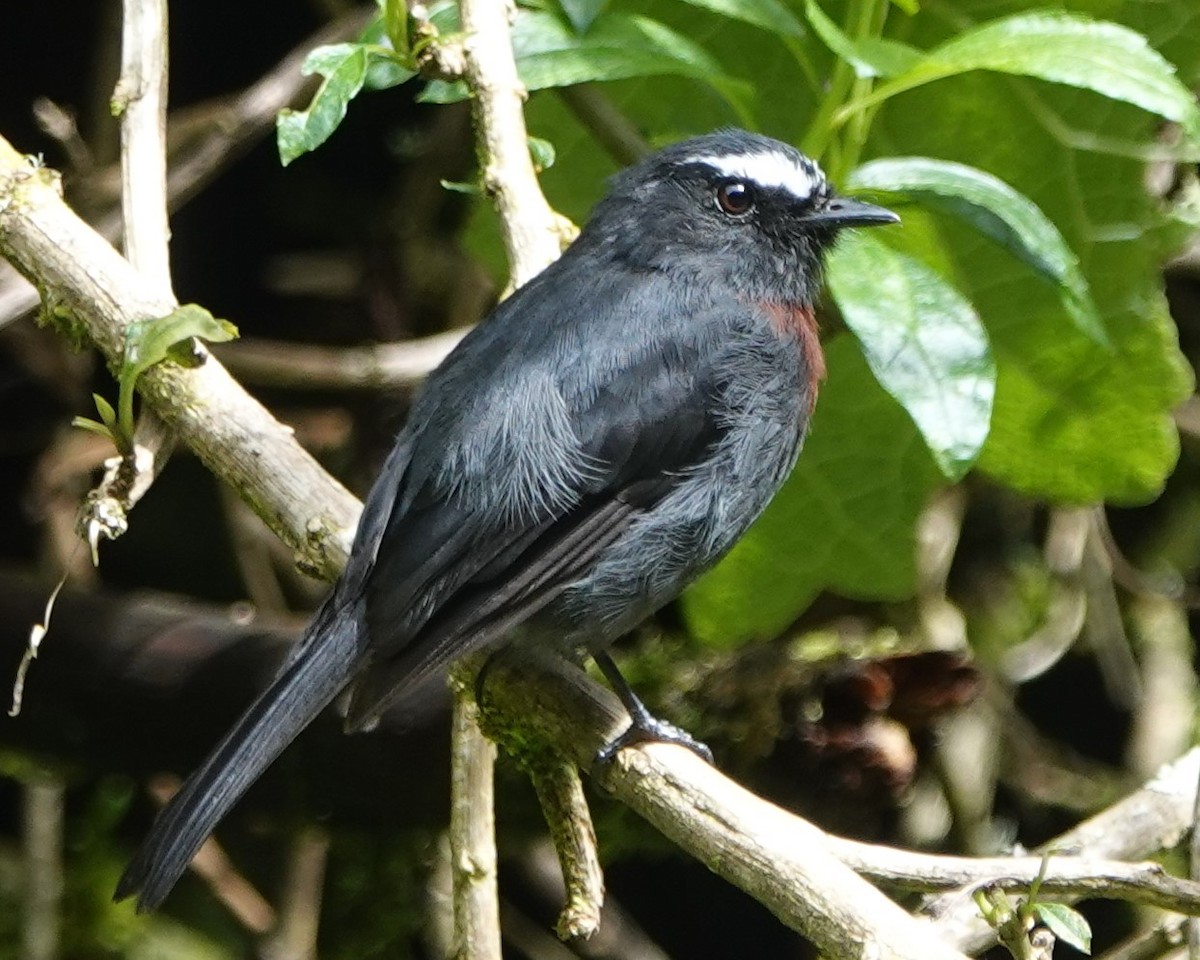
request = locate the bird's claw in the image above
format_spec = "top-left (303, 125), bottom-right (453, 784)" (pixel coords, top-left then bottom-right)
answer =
top-left (596, 716), bottom-right (713, 765)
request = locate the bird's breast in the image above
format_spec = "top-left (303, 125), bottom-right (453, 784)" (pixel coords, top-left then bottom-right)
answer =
top-left (761, 301), bottom-right (826, 416)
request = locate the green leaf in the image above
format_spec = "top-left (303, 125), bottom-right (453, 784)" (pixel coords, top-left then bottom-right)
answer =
top-left (848, 157), bottom-right (1106, 345)
top-left (365, 54), bottom-right (417, 92)
top-left (827, 230), bottom-right (995, 480)
top-left (122, 305), bottom-right (238, 385)
top-left (384, 0), bottom-right (408, 57)
top-left (842, 12), bottom-right (1200, 141)
top-left (878, 69), bottom-right (1192, 503)
top-left (675, 0), bottom-right (806, 39)
top-left (276, 42), bottom-right (416, 165)
top-left (512, 11), bottom-right (752, 120)
top-left (72, 417), bottom-right (116, 442)
top-left (559, 0), bottom-right (609, 33)
top-left (277, 44), bottom-right (369, 166)
top-left (805, 0), bottom-right (921, 78)
top-left (683, 336), bottom-right (939, 646)
top-left (1032, 902), bottom-right (1092, 954)
top-left (92, 393), bottom-right (118, 433)
top-left (119, 305), bottom-right (238, 442)
top-left (440, 179), bottom-right (482, 195)
top-left (528, 135), bottom-right (557, 171)
top-left (418, 79), bottom-right (471, 104)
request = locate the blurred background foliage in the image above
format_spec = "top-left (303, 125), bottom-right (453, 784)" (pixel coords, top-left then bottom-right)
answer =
top-left (2, 0), bottom-right (1200, 957)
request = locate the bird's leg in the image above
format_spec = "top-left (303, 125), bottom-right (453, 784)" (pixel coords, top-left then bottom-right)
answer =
top-left (592, 651), bottom-right (713, 764)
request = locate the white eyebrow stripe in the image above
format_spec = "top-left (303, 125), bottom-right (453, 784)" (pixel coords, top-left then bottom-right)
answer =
top-left (683, 151), bottom-right (824, 200)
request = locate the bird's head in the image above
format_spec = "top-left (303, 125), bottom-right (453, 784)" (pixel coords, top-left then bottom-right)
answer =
top-left (586, 129), bottom-right (898, 307)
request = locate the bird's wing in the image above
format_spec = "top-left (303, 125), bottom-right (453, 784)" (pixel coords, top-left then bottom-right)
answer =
top-left (344, 334), bottom-right (725, 728)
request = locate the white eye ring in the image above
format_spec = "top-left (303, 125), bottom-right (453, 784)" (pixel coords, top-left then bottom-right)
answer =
top-left (715, 180), bottom-right (754, 216)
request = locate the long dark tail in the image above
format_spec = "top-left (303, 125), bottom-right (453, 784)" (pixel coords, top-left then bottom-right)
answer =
top-left (115, 597), bottom-right (363, 912)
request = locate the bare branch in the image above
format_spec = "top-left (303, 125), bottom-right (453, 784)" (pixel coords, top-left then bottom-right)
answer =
top-left (826, 835), bottom-right (1200, 914)
top-left (527, 760), bottom-right (604, 941)
top-left (216, 330), bottom-right (468, 391)
top-left (447, 683), bottom-right (502, 960)
top-left (22, 775), bottom-right (64, 960)
top-left (115, 0), bottom-right (172, 298)
top-left (460, 0), bottom-right (570, 287)
top-left (259, 828), bottom-right (330, 960)
top-left (929, 748), bottom-right (1200, 951)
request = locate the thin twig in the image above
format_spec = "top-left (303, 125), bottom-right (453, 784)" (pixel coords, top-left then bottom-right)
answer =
top-left (1191, 757), bottom-right (1200, 960)
top-left (556, 85), bottom-right (651, 166)
top-left (1002, 506), bottom-right (1088, 683)
top-left (74, 0), bottom-right (177, 563)
top-left (259, 827), bottom-right (330, 960)
top-left (1126, 596), bottom-right (1196, 779)
top-left (516, 840), bottom-right (672, 960)
top-left (216, 330), bottom-right (468, 391)
top-left (928, 748), bottom-right (1200, 951)
top-left (460, 0), bottom-right (569, 288)
top-left (115, 0), bottom-right (172, 299)
top-left (22, 775), bottom-right (64, 960)
top-left (826, 835), bottom-right (1200, 915)
top-left (447, 682), bottom-right (502, 960)
top-left (1096, 917), bottom-right (1188, 960)
top-left (526, 761), bottom-right (604, 941)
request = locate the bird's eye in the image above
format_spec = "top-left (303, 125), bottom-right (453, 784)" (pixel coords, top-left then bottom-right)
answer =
top-left (715, 180), bottom-right (754, 216)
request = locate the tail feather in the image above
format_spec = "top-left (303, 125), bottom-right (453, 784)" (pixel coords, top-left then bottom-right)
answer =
top-left (115, 598), bottom-right (363, 911)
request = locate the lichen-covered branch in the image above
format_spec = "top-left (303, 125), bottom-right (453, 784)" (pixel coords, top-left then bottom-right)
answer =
top-left (476, 653), bottom-right (972, 960)
top-left (459, 0), bottom-right (568, 287)
top-left (0, 137), bottom-right (360, 578)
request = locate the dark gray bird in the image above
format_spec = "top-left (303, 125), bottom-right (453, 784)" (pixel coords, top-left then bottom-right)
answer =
top-left (115, 128), bottom-right (897, 911)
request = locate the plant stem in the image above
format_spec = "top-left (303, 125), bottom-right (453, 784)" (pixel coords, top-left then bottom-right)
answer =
top-left (839, 0), bottom-right (889, 176)
top-left (801, 0), bottom-right (888, 180)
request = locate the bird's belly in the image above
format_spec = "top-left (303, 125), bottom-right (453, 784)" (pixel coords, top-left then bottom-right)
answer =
top-left (540, 418), bottom-right (804, 648)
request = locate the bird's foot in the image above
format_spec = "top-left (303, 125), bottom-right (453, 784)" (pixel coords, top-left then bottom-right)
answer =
top-left (596, 715), bottom-right (713, 765)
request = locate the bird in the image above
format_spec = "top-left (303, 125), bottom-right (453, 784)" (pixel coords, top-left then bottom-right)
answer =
top-left (115, 128), bottom-right (898, 911)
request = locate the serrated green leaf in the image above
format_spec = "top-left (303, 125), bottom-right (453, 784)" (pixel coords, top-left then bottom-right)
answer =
top-left (682, 336), bottom-right (939, 646)
top-left (806, 0), bottom-right (921, 78)
top-left (828, 230), bottom-right (995, 480)
top-left (848, 157), bottom-right (1105, 345)
top-left (675, 0), bottom-right (805, 39)
top-left (512, 11), bottom-right (753, 121)
top-left (277, 44), bottom-right (371, 166)
top-left (842, 12), bottom-right (1200, 141)
top-left (1033, 902), bottom-right (1092, 954)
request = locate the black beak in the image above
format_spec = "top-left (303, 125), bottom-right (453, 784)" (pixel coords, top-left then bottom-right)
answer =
top-left (805, 196), bottom-right (899, 228)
